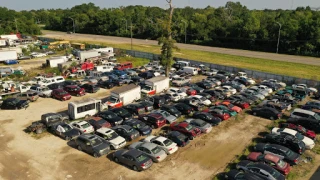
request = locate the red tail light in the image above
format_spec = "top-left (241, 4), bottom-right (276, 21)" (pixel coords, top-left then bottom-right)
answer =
top-left (294, 159), bottom-right (298, 163)
top-left (158, 104), bottom-right (160, 107)
top-left (131, 135), bottom-right (134, 139)
top-left (299, 149), bottom-right (302, 153)
top-left (168, 148), bottom-right (173, 151)
top-left (278, 113), bottom-right (281, 117)
top-left (141, 163), bottom-right (145, 167)
top-left (188, 110), bottom-right (190, 113)
top-left (83, 130), bottom-right (86, 132)
top-left (156, 156), bottom-right (160, 159)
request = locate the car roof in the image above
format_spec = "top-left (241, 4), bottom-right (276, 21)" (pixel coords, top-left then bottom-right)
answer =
top-left (141, 142), bottom-right (157, 149)
top-left (264, 154), bottom-right (280, 162)
top-left (96, 127), bottom-right (113, 135)
top-left (177, 122), bottom-right (189, 128)
top-left (247, 152), bottom-right (262, 160)
top-left (124, 149), bottom-right (143, 157)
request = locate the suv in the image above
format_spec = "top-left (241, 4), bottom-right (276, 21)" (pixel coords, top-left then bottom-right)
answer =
top-left (51, 89), bottom-right (71, 101)
top-left (264, 133), bottom-right (306, 154)
top-left (29, 85), bottom-right (52, 98)
top-left (14, 91), bottom-right (39, 102)
top-left (75, 134), bottom-right (111, 157)
top-left (0, 98), bottom-right (29, 110)
top-left (41, 113), bottom-right (69, 128)
top-left (64, 85), bottom-right (85, 96)
top-left (138, 113), bottom-right (166, 129)
top-left (81, 83), bottom-right (100, 93)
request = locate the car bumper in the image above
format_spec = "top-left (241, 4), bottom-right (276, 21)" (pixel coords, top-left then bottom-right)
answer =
top-left (167, 145), bottom-right (179, 155)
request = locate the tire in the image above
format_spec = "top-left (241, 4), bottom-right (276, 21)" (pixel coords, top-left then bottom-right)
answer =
top-left (77, 145), bottom-right (82, 151)
top-left (93, 152), bottom-right (99, 158)
top-left (36, 128), bottom-right (43, 134)
top-left (132, 165), bottom-right (138, 171)
top-left (189, 136), bottom-right (194, 140)
top-left (114, 157), bottom-right (119, 163)
top-left (270, 116), bottom-right (275, 120)
top-left (252, 112), bottom-right (257, 116)
top-left (65, 136), bottom-right (71, 141)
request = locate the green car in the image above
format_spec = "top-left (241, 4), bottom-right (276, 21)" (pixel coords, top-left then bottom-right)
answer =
top-left (210, 105), bottom-right (238, 117)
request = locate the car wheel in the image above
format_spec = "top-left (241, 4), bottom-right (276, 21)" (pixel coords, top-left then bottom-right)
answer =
top-left (132, 165), bottom-right (138, 171)
top-left (151, 125), bottom-right (155, 129)
top-left (65, 136), bottom-right (71, 141)
top-left (269, 116), bottom-right (275, 120)
top-left (93, 153), bottom-right (99, 158)
top-left (77, 145), bottom-right (82, 151)
top-left (114, 157), bottom-right (119, 163)
top-left (189, 136), bottom-right (194, 140)
top-left (252, 111), bottom-right (257, 116)
top-left (76, 94), bottom-right (80, 97)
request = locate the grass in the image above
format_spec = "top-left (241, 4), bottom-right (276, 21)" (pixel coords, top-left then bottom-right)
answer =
top-left (116, 56), bottom-right (150, 67)
top-left (41, 32), bottom-right (320, 80)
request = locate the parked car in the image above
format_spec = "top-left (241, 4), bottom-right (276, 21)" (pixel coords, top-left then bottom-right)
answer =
top-left (51, 123), bottom-right (81, 140)
top-left (191, 95), bottom-right (211, 106)
top-left (70, 121), bottom-right (94, 134)
top-left (138, 113), bottom-right (166, 129)
top-left (51, 89), bottom-right (71, 101)
top-left (143, 135), bottom-right (179, 155)
top-left (151, 110), bottom-right (177, 124)
top-left (41, 113), bottom-right (69, 127)
top-left (98, 80), bottom-right (116, 89)
top-left (184, 119), bottom-right (212, 133)
top-left (247, 152), bottom-right (291, 175)
top-left (87, 117), bottom-right (111, 130)
top-left (216, 101), bottom-right (242, 113)
top-left (286, 118), bottom-right (320, 133)
top-left (251, 107), bottom-right (282, 120)
top-left (178, 98), bottom-right (204, 111)
top-left (112, 125), bottom-right (140, 141)
top-left (264, 133), bottom-right (306, 154)
top-left (173, 103), bottom-right (194, 115)
top-left (110, 107), bottom-right (133, 120)
top-left (166, 131), bottom-right (190, 147)
top-left (64, 85), bottom-right (85, 96)
top-left (225, 169), bottom-right (265, 180)
top-left (29, 85), bottom-right (52, 98)
top-left (279, 123), bottom-right (316, 140)
top-left (75, 134), bottom-right (111, 158)
top-left (113, 149), bottom-right (153, 171)
top-left (81, 83), bottom-right (100, 93)
top-left (96, 127), bottom-right (126, 150)
top-left (124, 103), bottom-right (146, 116)
top-left (95, 111), bottom-right (123, 126)
top-left (129, 142), bottom-right (167, 162)
top-left (0, 98), bottom-right (29, 110)
top-left (14, 91), bottom-right (39, 102)
top-left (204, 109), bottom-right (230, 121)
top-left (160, 105), bottom-right (182, 117)
top-left (192, 112), bottom-right (221, 126)
top-left (254, 143), bottom-right (300, 165)
top-left (123, 119), bottom-right (152, 136)
top-left (208, 105), bottom-right (237, 117)
top-left (170, 122), bottom-right (202, 140)
top-left (236, 160), bottom-right (285, 180)
top-left (138, 101), bottom-right (154, 112)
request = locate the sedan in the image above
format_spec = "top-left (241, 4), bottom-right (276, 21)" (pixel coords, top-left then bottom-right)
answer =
top-left (170, 122), bottom-right (202, 140)
top-left (95, 111), bottom-right (123, 126)
top-left (264, 133), bottom-right (306, 154)
top-left (87, 117), bottom-right (111, 130)
top-left (184, 119), bottom-right (212, 133)
top-left (166, 131), bottom-right (190, 147)
top-left (152, 110), bottom-right (177, 124)
top-left (173, 103), bottom-right (194, 115)
top-left (51, 89), bottom-right (71, 101)
top-left (193, 112), bottom-right (221, 126)
top-left (96, 127), bottom-right (126, 150)
top-left (225, 169), bottom-right (265, 180)
top-left (113, 149), bottom-right (153, 171)
top-left (160, 105), bottom-right (182, 117)
top-left (251, 107), bottom-right (282, 120)
top-left (123, 119), bottom-right (152, 136)
top-left (110, 107), bottom-right (133, 120)
top-left (143, 135), bottom-right (179, 155)
top-left (112, 125), bottom-right (140, 141)
top-left (129, 142), bottom-right (167, 162)
top-left (64, 85), bottom-right (85, 96)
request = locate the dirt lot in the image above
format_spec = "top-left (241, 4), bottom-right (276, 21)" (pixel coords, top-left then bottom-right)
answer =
top-left (0, 85), bottom-right (274, 180)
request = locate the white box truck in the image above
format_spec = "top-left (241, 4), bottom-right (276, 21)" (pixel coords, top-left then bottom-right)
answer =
top-left (0, 50), bottom-right (17, 62)
top-left (141, 76), bottom-right (170, 96)
top-left (46, 58), bottom-right (67, 68)
top-left (105, 84), bottom-right (141, 108)
top-left (0, 39), bottom-right (6, 46)
top-left (77, 51), bottom-right (100, 61)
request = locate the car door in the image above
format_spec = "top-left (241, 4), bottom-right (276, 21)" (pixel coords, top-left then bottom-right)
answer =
top-left (122, 154), bottom-right (134, 166)
top-left (82, 139), bottom-right (92, 153)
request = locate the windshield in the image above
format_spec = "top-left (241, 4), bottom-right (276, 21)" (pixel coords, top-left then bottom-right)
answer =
top-left (117, 109), bottom-right (128, 115)
top-left (108, 97), bottom-right (118, 103)
top-left (106, 113), bottom-right (117, 119)
top-left (186, 125), bottom-right (193, 131)
top-left (151, 147), bottom-right (161, 154)
top-left (200, 97), bottom-right (206, 101)
top-left (58, 91), bottom-right (68, 95)
top-left (97, 119), bottom-right (107, 125)
top-left (103, 132), bottom-right (118, 140)
top-left (42, 87), bottom-right (49, 91)
top-left (277, 159), bottom-right (286, 168)
top-left (163, 139), bottom-right (173, 147)
top-left (295, 133), bottom-right (304, 140)
top-left (142, 86), bottom-right (152, 91)
top-left (314, 113), bottom-right (320, 120)
top-left (127, 127), bottom-right (134, 133)
top-left (63, 125), bottom-right (72, 131)
top-left (90, 138), bottom-right (103, 147)
top-left (81, 123), bottom-right (91, 129)
top-left (136, 154), bottom-right (148, 162)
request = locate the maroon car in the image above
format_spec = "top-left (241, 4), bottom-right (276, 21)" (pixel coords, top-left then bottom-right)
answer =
top-left (247, 152), bottom-right (291, 175)
top-left (138, 113), bottom-right (166, 129)
top-left (51, 89), bottom-right (71, 101)
top-left (170, 122), bottom-right (202, 140)
top-left (64, 85), bottom-right (85, 96)
top-left (87, 117), bottom-right (111, 130)
top-left (279, 123), bottom-right (316, 140)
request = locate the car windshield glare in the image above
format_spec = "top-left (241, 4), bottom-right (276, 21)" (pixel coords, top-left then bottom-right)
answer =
top-left (277, 159), bottom-right (286, 168)
top-left (186, 125), bottom-right (193, 131)
top-left (314, 113), bottom-right (320, 120)
top-left (151, 147), bottom-right (161, 154)
top-left (136, 154), bottom-right (148, 162)
top-left (90, 138), bottom-right (103, 147)
top-left (163, 139), bottom-right (173, 146)
top-left (104, 132), bottom-right (118, 140)
top-left (81, 123), bottom-right (90, 129)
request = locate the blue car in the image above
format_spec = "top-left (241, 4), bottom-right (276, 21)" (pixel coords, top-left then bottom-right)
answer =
top-left (4, 60), bottom-right (19, 65)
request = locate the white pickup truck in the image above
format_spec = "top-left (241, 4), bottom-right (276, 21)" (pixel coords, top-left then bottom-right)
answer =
top-left (29, 85), bottom-right (52, 97)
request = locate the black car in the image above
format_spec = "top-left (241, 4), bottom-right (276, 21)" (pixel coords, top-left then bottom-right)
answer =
top-left (123, 119), bottom-right (152, 136)
top-left (193, 112), bottom-right (221, 126)
top-left (112, 125), bottom-right (140, 141)
top-left (131, 76), bottom-right (144, 85)
top-left (0, 98), bottom-right (29, 110)
top-left (251, 107), bottom-right (282, 120)
top-left (98, 80), bottom-right (116, 89)
top-left (261, 82), bottom-right (280, 91)
top-left (124, 103), bottom-right (146, 115)
top-left (271, 95), bottom-right (298, 105)
top-left (51, 123), bottom-right (80, 140)
top-left (138, 101), bottom-right (154, 112)
top-left (228, 95), bottom-right (254, 105)
top-left (81, 83), bottom-right (100, 93)
top-left (286, 117), bottom-right (320, 133)
top-left (139, 72), bottom-right (154, 79)
top-left (173, 103), bottom-right (194, 115)
top-left (63, 80), bottom-right (77, 87)
top-left (75, 134), bottom-right (111, 157)
top-left (254, 143), bottom-right (300, 165)
top-left (142, 96), bottom-right (166, 108)
top-left (187, 84), bottom-right (204, 93)
top-left (109, 78), bottom-right (124, 86)
top-left (233, 78), bottom-right (250, 86)
top-left (236, 160), bottom-right (285, 180)
top-left (264, 133), bottom-right (306, 154)
top-left (95, 111), bottom-right (123, 126)
top-left (225, 169), bottom-right (265, 180)
top-left (166, 131), bottom-right (190, 147)
top-left (158, 94), bottom-right (171, 104)
top-left (240, 93), bottom-right (260, 103)
top-left (204, 89), bottom-right (225, 99)
top-left (47, 82), bottom-right (64, 90)
top-left (110, 107), bottom-right (133, 120)
top-left (160, 105), bottom-right (182, 117)
top-left (196, 81), bottom-right (211, 89)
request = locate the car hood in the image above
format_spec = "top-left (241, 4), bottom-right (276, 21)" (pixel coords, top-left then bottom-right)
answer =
top-left (109, 136), bottom-right (126, 145)
top-left (165, 115), bottom-right (177, 122)
top-left (94, 142), bottom-right (110, 152)
top-left (302, 136), bottom-right (315, 147)
top-left (138, 125), bottom-right (152, 133)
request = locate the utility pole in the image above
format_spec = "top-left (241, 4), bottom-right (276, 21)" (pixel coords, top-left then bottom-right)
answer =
top-left (69, 17), bottom-right (75, 33)
top-left (14, 18), bottom-right (18, 32)
top-left (122, 19), bottom-right (128, 33)
top-left (181, 20), bottom-right (187, 44)
top-left (276, 22), bottom-right (282, 54)
top-left (130, 22), bottom-right (133, 54)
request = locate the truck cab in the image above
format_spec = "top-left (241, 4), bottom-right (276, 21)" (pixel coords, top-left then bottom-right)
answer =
top-left (141, 85), bottom-right (156, 96)
top-left (105, 96), bottom-right (123, 108)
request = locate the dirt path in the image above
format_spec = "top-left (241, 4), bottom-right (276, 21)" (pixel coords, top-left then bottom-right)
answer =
top-left (41, 30), bottom-right (320, 66)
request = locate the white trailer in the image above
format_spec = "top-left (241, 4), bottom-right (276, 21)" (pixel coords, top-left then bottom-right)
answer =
top-left (46, 58), bottom-right (67, 68)
top-left (0, 39), bottom-right (6, 46)
top-left (1, 47), bottom-right (22, 54)
top-left (94, 65), bottom-right (113, 73)
top-left (93, 47), bottom-right (114, 53)
top-left (141, 76), bottom-right (170, 95)
top-left (106, 84), bottom-right (141, 108)
top-left (77, 50), bottom-right (100, 61)
top-left (0, 50), bottom-right (17, 62)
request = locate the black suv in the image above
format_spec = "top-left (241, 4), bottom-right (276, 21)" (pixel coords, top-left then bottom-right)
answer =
top-left (142, 96), bottom-right (166, 109)
top-left (264, 133), bottom-right (306, 154)
top-left (112, 125), bottom-right (140, 141)
top-left (123, 103), bottom-right (146, 115)
top-left (0, 98), bottom-right (29, 110)
top-left (81, 83), bottom-right (100, 93)
top-left (173, 103), bottom-right (194, 115)
top-left (75, 134), bottom-right (111, 157)
top-left (160, 105), bottom-right (182, 117)
top-left (110, 107), bottom-right (133, 120)
top-left (95, 111), bottom-right (123, 126)
top-left (251, 107), bottom-right (282, 120)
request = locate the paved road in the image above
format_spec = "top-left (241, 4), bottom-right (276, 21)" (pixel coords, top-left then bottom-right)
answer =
top-left (41, 30), bottom-right (320, 66)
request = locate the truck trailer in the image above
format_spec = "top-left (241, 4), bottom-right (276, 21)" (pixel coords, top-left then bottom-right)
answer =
top-left (0, 50), bottom-right (17, 62)
top-left (46, 58), bottom-right (67, 68)
top-left (141, 76), bottom-right (170, 96)
top-left (106, 84), bottom-right (141, 108)
top-left (76, 50), bottom-right (100, 61)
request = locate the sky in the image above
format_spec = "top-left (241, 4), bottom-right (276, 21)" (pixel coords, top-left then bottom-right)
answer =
top-left (1, 0), bottom-right (319, 11)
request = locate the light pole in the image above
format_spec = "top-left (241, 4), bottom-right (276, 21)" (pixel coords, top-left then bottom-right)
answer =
top-left (275, 22), bottom-right (282, 54)
top-left (68, 17), bottom-right (75, 33)
top-left (14, 18), bottom-right (18, 32)
top-left (122, 19), bottom-right (128, 33)
top-left (181, 20), bottom-right (187, 44)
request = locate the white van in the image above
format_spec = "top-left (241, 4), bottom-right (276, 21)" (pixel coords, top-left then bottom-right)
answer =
top-left (290, 108), bottom-right (320, 120)
top-left (42, 76), bottom-right (65, 86)
top-left (182, 66), bottom-right (198, 75)
top-left (94, 65), bottom-right (113, 73)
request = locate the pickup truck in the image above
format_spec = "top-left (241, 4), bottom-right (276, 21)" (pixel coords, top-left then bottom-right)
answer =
top-left (29, 85), bottom-right (52, 97)
top-left (172, 77), bottom-right (190, 87)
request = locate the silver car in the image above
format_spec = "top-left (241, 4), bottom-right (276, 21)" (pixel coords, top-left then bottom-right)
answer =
top-left (184, 118), bottom-right (212, 133)
top-left (249, 86), bottom-right (269, 97)
top-left (143, 135), bottom-right (179, 155)
top-left (129, 142), bottom-right (167, 162)
top-left (152, 110), bottom-right (177, 124)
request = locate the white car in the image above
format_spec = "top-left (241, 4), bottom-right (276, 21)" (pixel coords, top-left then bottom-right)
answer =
top-left (293, 84), bottom-right (318, 94)
top-left (165, 92), bottom-right (180, 102)
top-left (249, 86), bottom-right (269, 97)
top-left (207, 77), bottom-right (221, 86)
top-left (265, 79), bottom-right (286, 88)
top-left (31, 53), bottom-right (47, 58)
top-left (246, 78), bottom-right (256, 85)
top-left (143, 135), bottom-right (178, 155)
top-left (222, 86), bottom-right (237, 95)
top-left (29, 85), bottom-right (52, 97)
top-left (191, 95), bottom-right (211, 106)
top-left (271, 127), bottom-right (315, 149)
top-left (96, 128), bottom-right (126, 150)
top-left (70, 121), bottom-right (94, 134)
top-left (258, 85), bottom-right (273, 94)
top-left (167, 88), bottom-right (187, 99)
top-left (205, 69), bottom-right (218, 76)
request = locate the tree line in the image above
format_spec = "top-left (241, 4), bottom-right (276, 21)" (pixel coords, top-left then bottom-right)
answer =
top-left (1, 2), bottom-right (320, 57)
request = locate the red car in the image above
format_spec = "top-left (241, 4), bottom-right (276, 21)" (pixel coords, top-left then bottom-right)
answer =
top-left (216, 101), bottom-right (242, 113)
top-left (225, 100), bottom-right (250, 109)
top-left (203, 109), bottom-right (230, 120)
top-left (64, 85), bottom-right (85, 96)
top-left (279, 123), bottom-right (316, 140)
top-left (186, 88), bottom-right (197, 95)
top-left (51, 89), bottom-right (71, 101)
top-left (87, 117), bottom-right (111, 130)
top-left (138, 113), bottom-right (166, 129)
top-left (247, 152), bottom-right (291, 175)
top-left (170, 122), bottom-right (202, 140)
